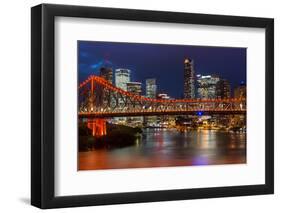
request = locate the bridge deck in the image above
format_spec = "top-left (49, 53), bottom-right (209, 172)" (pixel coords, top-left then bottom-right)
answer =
top-left (79, 110), bottom-right (246, 118)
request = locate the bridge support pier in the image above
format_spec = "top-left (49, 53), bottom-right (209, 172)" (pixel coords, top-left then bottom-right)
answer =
top-left (87, 118), bottom-right (107, 137)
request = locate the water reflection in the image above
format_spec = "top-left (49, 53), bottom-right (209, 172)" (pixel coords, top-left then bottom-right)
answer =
top-left (79, 129), bottom-right (246, 170)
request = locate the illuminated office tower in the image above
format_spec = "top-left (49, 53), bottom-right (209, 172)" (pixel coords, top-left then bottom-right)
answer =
top-left (127, 82), bottom-right (143, 127)
top-left (234, 81), bottom-right (246, 99)
top-left (216, 79), bottom-right (231, 99)
top-left (113, 69), bottom-right (131, 124)
top-left (99, 67), bottom-right (113, 107)
top-left (115, 68), bottom-right (131, 90)
top-left (197, 74), bottom-right (220, 99)
top-left (183, 58), bottom-right (195, 99)
top-left (233, 81), bottom-right (246, 128)
top-left (146, 78), bottom-right (157, 98)
top-left (145, 79), bottom-right (157, 127)
top-left (156, 93), bottom-right (175, 127)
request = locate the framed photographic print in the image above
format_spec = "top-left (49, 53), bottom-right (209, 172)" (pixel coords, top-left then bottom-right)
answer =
top-left (31, 4), bottom-right (274, 209)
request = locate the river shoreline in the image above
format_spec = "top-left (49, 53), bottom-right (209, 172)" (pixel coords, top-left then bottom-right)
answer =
top-left (79, 129), bottom-right (246, 170)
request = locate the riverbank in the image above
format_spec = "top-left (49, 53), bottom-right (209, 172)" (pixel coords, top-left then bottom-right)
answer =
top-left (79, 122), bottom-right (142, 151)
top-left (79, 129), bottom-right (246, 170)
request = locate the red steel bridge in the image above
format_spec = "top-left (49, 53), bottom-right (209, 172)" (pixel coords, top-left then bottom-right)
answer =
top-left (78, 75), bottom-right (246, 136)
top-left (79, 75), bottom-right (246, 118)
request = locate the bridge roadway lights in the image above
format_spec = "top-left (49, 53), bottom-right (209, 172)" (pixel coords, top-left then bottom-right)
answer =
top-left (79, 110), bottom-right (246, 119)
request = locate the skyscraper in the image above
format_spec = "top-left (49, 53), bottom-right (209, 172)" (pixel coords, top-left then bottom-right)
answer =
top-left (145, 79), bottom-right (157, 126)
top-left (99, 67), bottom-right (113, 107)
top-left (216, 79), bottom-right (231, 99)
top-left (234, 81), bottom-right (246, 99)
top-left (127, 82), bottom-right (143, 126)
top-left (146, 78), bottom-right (157, 98)
top-left (197, 74), bottom-right (220, 99)
top-left (233, 82), bottom-right (246, 130)
top-left (183, 58), bottom-right (195, 99)
top-left (156, 93), bottom-right (175, 127)
top-left (114, 69), bottom-right (131, 124)
top-left (115, 68), bottom-right (131, 90)
top-left (100, 67), bottom-right (113, 84)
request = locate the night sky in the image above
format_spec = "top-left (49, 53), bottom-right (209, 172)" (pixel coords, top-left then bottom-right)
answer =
top-left (78, 41), bottom-right (246, 98)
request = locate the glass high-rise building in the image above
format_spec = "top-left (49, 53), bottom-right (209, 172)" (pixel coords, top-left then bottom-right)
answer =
top-left (114, 69), bottom-right (131, 124)
top-left (216, 79), bottom-right (231, 99)
top-left (99, 67), bottom-right (113, 107)
top-left (115, 68), bottom-right (131, 90)
top-left (183, 58), bottom-right (195, 99)
top-left (126, 82), bottom-right (143, 127)
top-left (100, 67), bottom-right (113, 84)
top-left (197, 74), bottom-right (220, 99)
top-left (156, 93), bottom-right (175, 127)
top-left (234, 81), bottom-right (246, 99)
top-left (146, 78), bottom-right (157, 98)
top-left (145, 79), bottom-right (157, 126)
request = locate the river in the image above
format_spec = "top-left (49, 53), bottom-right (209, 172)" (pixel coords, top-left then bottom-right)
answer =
top-left (79, 129), bottom-right (246, 170)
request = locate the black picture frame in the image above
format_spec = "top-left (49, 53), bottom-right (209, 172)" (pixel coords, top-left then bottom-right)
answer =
top-left (31, 3), bottom-right (274, 209)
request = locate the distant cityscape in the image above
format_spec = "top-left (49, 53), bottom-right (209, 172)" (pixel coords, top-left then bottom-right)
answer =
top-left (99, 58), bottom-right (246, 100)
top-left (93, 57), bottom-right (246, 130)
top-left (99, 59), bottom-right (246, 99)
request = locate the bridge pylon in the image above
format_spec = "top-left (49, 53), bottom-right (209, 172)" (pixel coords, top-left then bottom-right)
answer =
top-left (87, 118), bottom-right (107, 137)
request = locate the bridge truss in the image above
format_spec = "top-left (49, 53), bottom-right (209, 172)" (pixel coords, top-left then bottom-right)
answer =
top-left (78, 75), bottom-right (246, 118)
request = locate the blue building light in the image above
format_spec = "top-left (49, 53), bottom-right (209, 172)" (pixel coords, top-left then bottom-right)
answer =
top-left (197, 111), bottom-right (203, 116)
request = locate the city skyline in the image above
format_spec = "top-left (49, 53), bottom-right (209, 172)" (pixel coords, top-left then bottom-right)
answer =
top-left (78, 41), bottom-right (247, 170)
top-left (78, 41), bottom-right (246, 98)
